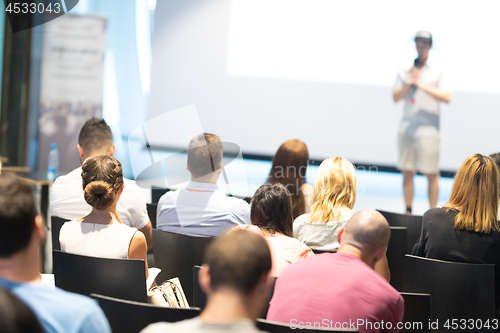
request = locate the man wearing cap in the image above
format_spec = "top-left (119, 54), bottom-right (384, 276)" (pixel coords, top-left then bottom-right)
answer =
top-left (393, 31), bottom-right (453, 214)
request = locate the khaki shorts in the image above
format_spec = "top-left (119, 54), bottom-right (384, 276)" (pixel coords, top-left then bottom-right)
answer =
top-left (398, 133), bottom-right (440, 174)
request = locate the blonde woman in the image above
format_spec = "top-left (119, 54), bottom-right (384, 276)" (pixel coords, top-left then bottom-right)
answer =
top-left (412, 154), bottom-right (500, 311)
top-left (294, 157), bottom-right (390, 281)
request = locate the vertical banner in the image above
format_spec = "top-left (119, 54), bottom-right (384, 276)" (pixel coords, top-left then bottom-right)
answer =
top-left (38, 14), bottom-right (107, 173)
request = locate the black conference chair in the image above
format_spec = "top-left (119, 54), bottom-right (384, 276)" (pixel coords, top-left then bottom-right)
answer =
top-left (399, 292), bottom-right (431, 333)
top-left (91, 293), bottom-right (200, 333)
top-left (377, 210), bottom-right (422, 253)
top-left (386, 227), bottom-right (407, 291)
top-left (51, 216), bottom-right (70, 251)
top-left (312, 249), bottom-right (336, 255)
top-left (151, 188), bottom-right (170, 204)
top-left (256, 319), bottom-right (358, 332)
top-left (53, 250), bottom-right (147, 303)
top-left (146, 203), bottom-right (157, 229)
top-left (403, 255), bottom-right (495, 332)
top-left (153, 229), bottom-right (213, 305)
top-left (193, 265), bottom-right (206, 310)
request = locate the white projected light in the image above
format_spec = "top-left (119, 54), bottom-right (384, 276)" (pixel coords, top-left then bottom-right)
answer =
top-left (227, 0), bottom-right (500, 94)
top-left (149, 0), bottom-right (500, 171)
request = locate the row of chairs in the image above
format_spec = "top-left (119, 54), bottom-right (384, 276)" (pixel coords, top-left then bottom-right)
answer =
top-left (51, 208), bottom-right (496, 332)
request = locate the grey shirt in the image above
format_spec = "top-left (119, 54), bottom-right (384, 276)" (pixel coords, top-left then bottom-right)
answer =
top-left (293, 213), bottom-right (348, 252)
top-left (140, 318), bottom-right (266, 333)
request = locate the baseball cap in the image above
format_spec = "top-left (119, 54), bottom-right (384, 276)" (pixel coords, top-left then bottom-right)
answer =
top-left (414, 31), bottom-right (433, 45)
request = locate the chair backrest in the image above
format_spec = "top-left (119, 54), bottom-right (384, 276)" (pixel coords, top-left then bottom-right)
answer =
top-left (256, 319), bottom-right (358, 332)
top-left (151, 188), bottom-right (169, 204)
top-left (91, 293), bottom-right (200, 333)
top-left (192, 265), bottom-right (206, 309)
top-left (153, 229), bottom-right (212, 305)
top-left (51, 216), bottom-right (70, 251)
top-left (146, 203), bottom-right (157, 229)
top-left (312, 249), bottom-right (336, 255)
top-left (377, 210), bottom-right (422, 253)
top-left (53, 250), bottom-right (147, 303)
top-left (386, 226), bottom-right (407, 291)
top-left (403, 255), bottom-right (495, 331)
top-left (399, 292), bottom-right (431, 333)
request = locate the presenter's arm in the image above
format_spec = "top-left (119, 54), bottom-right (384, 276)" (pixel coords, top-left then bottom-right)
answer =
top-left (129, 230), bottom-right (149, 279)
top-left (392, 83), bottom-right (412, 103)
top-left (415, 81), bottom-right (452, 103)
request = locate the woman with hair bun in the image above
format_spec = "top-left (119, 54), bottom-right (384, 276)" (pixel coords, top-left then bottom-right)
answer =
top-left (59, 155), bottom-right (148, 278)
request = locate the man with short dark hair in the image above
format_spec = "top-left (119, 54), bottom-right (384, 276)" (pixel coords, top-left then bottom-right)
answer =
top-left (0, 172), bottom-right (111, 333)
top-left (156, 133), bottom-right (250, 237)
top-left (50, 118), bottom-right (153, 249)
top-left (267, 210), bottom-right (404, 333)
top-left (141, 230), bottom-right (272, 333)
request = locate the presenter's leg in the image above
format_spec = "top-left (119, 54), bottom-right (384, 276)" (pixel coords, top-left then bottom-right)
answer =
top-left (402, 170), bottom-right (416, 213)
top-left (398, 134), bottom-right (417, 213)
top-left (425, 173), bottom-right (439, 208)
top-left (419, 133), bottom-right (440, 209)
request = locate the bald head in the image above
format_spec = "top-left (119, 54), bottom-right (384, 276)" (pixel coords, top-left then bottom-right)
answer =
top-left (341, 210), bottom-right (391, 253)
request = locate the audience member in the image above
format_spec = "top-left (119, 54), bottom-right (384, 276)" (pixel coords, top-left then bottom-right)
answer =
top-left (157, 133), bottom-right (250, 237)
top-left (413, 153), bottom-right (500, 315)
top-left (293, 157), bottom-right (390, 280)
top-left (50, 118), bottom-right (153, 249)
top-left (267, 139), bottom-right (313, 219)
top-left (0, 172), bottom-right (111, 333)
top-left (233, 183), bottom-right (313, 277)
top-left (60, 155), bottom-right (149, 278)
top-left (141, 230), bottom-right (272, 333)
top-left (267, 210), bottom-right (404, 333)
top-left (0, 286), bottom-right (44, 333)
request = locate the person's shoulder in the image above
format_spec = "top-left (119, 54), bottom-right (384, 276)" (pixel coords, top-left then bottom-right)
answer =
top-left (423, 207), bottom-right (454, 219)
top-left (294, 213), bottom-right (310, 224)
top-left (32, 284), bottom-right (102, 315)
top-left (157, 189), bottom-right (178, 203)
top-left (52, 167), bottom-right (82, 187)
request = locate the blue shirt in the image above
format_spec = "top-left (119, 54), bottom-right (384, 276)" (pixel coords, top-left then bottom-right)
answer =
top-left (157, 181), bottom-right (250, 237)
top-left (0, 277), bottom-right (111, 333)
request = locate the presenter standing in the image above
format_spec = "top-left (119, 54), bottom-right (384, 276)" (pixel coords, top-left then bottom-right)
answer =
top-left (393, 31), bottom-right (452, 214)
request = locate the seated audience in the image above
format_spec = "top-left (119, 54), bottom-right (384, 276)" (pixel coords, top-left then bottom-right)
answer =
top-left (157, 133), bottom-right (250, 237)
top-left (413, 153), bottom-right (500, 315)
top-left (0, 287), bottom-right (44, 333)
top-left (267, 210), bottom-right (404, 333)
top-left (60, 155), bottom-right (149, 278)
top-left (233, 183), bottom-right (313, 277)
top-left (267, 139), bottom-right (313, 219)
top-left (50, 118), bottom-right (153, 249)
top-left (294, 157), bottom-right (390, 280)
top-left (141, 230), bottom-right (272, 333)
top-left (0, 172), bottom-right (111, 333)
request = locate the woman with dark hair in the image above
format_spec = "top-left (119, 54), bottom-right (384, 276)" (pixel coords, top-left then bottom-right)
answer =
top-left (267, 139), bottom-right (313, 220)
top-left (233, 183), bottom-right (313, 277)
top-left (59, 155), bottom-right (148, 278)
top-left (413, 153), bottom-right (500, 313)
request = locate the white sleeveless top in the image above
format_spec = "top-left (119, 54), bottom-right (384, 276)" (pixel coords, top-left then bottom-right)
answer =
top-left (60, 220), bottom-right (137, 259)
